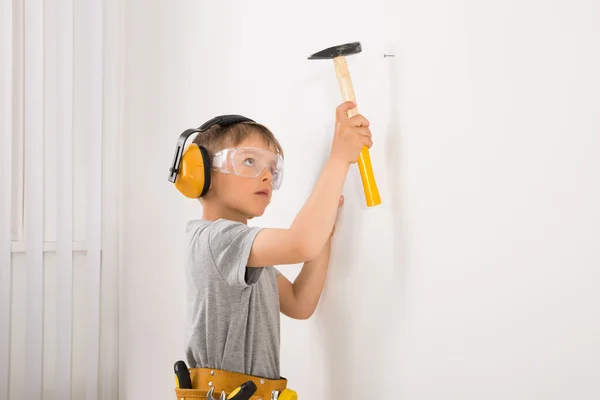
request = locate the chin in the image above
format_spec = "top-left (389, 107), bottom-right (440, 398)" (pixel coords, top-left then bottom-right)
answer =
top-left (246, 203), bottom-right (268, 217)
top-left (245, 198), bottom-right (269, 218)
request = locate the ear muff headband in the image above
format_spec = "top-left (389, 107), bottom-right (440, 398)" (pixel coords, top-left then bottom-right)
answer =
top-left (168, 115), bottom-right (256, 198)
top-left (198, 115), bottom-right (255, 132)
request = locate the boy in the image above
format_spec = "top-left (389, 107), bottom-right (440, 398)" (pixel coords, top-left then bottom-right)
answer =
top-left (183, 101), bottom-right (372, 384)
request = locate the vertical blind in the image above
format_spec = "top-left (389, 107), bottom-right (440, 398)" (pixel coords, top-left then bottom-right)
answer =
top-left (0, 1), bottom-right (14, 399)
top-left (0, 1), bottom-right (119, 399)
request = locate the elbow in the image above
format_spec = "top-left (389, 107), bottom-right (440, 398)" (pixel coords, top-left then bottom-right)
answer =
top-left (296, 241), bottom-right (321, 262)
top-left (289, 228), bottom-right (323, 262)
top-left (282, 306), bottom-right (314, 320)
top-left (293, 308), bottom-right (314, 320)
top-left (282, 303), bottom-right (314, 320)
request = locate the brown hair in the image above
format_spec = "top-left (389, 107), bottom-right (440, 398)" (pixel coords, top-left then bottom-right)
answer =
top-left (192, 122), bottom-right (284, 158)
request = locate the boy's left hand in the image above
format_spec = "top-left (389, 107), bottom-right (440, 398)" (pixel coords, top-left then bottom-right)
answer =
top-left (330, 195), bottom-right (344, 237)
top-left (279, 196), bottom-right (343, 320)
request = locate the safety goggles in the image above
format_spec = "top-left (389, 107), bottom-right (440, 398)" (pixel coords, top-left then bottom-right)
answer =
top-left (211, 147), bottom-right (284, 190)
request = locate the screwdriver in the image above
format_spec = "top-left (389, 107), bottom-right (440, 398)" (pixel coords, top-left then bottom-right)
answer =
top-left (173, 360), bottom-right (193, 389)
top-left (227, 380), bottom-right (257, 400)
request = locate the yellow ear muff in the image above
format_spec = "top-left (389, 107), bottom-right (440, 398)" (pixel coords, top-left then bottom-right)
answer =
top-left (169, 116), bottom-right (256, 199)
top-left (174, 144), bottom-right (211, 198)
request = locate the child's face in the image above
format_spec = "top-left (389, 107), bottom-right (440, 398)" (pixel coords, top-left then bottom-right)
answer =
top-left (210, 135), bottom-right (280, 219)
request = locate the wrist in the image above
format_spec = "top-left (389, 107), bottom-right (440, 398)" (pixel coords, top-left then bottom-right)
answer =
top-left (327, 155), bottom-right (351, 170)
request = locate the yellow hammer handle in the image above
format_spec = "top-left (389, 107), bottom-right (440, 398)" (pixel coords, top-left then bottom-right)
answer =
top-left (333, 56), bottom-right (381, 207)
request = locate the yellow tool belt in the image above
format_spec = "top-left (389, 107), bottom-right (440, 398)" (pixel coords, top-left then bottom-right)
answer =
top-left (174, 367), bottom-right (290, 399)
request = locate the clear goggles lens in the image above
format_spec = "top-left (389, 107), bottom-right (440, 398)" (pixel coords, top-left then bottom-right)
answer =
top-left (212, 147), bottom-right (284, 189)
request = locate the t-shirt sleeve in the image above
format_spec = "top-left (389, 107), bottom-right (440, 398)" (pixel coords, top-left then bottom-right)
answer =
top-left (207, 219), bottom-right (263, 287)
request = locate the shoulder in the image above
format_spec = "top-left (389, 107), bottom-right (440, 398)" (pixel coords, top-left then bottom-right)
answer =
top-left (186, 218), bottom-right (262, 244)
top-left (185, 219), bottom-right (212, 240)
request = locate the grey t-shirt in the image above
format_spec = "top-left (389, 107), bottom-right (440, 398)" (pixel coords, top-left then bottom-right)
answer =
top-left (183, 218), bottom-right (282, 379)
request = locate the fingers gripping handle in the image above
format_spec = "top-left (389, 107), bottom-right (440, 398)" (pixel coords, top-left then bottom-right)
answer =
top-left (333, 56), bottom-right (381, 207)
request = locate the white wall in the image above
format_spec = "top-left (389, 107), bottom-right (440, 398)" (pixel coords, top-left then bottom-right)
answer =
top-left (385, 1), bottom-right (600, 398)
top-left (120, 1), bottom-right (600, 399)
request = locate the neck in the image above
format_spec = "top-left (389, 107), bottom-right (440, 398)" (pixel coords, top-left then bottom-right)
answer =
top-left (201, 201), bottom-right (248, 224)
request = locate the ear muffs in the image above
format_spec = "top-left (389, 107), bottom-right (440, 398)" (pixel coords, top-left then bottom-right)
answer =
top-left (168, 115), bottom-right (256, 198)
top-left (175, 144), bottom-right (211, 198)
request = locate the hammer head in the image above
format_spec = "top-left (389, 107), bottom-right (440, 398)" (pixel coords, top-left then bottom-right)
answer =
top-left (307, 42), bottom-right (362, 60)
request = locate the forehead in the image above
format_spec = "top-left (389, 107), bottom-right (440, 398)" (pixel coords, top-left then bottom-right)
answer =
top-left (236, 134), bottom-right (277, 153)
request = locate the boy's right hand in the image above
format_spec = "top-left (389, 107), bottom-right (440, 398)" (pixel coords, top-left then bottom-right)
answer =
top-left (330, 101), bottom-right (373, 164)
top-left (248, 103), bottom-right (371, 267)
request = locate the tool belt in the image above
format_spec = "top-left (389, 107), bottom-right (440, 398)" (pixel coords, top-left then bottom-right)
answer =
top-left (174, 368), bottom-right (288, 399)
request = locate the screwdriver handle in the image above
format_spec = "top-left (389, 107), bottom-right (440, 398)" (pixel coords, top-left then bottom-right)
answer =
top-left (173, 360), bottom-right (193, 389)
top-left (227, 380), bottom-right (257, 400)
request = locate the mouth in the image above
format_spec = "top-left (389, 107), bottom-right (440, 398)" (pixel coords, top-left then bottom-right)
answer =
top-left (255, 190), bottom-right (269, 197)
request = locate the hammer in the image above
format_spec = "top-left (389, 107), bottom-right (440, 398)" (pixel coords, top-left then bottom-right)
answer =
top-left (308, 42), bottom-right (381, 207)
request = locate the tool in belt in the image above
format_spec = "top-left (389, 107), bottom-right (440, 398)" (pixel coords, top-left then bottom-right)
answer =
top-left (174, 360), bottom-right (298, 399)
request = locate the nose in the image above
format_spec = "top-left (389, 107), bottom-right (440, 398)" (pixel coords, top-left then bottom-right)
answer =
top-left (259, 166), bottom-right (272, 183)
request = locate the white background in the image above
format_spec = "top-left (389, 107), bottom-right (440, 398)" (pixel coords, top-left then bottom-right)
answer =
top-left (3, 0), bottom-right (600, 399)
top-left (120, 0), bottom-right (600, 399)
